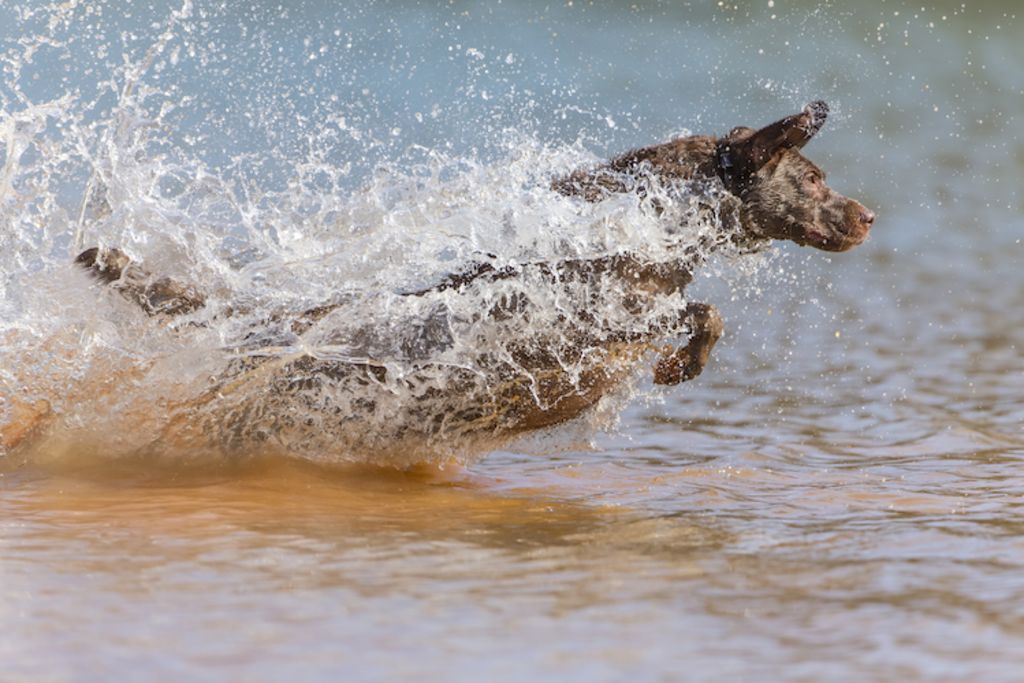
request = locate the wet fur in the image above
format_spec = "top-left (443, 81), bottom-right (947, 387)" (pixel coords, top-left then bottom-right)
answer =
top-left (3, 102), bottom-right (874, 452)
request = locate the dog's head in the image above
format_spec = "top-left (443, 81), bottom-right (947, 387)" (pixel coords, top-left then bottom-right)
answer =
top-left (717, 101), bottom-right (874, 252)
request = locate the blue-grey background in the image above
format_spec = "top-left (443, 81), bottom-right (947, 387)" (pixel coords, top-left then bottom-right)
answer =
top-left (2, 1), bottom-right (1023, 681)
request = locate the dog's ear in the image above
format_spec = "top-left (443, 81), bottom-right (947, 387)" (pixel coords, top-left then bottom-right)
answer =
top-left (744, 101), bottom-right (828, 167)
top-left (717, 101), bottom-right (828, 193)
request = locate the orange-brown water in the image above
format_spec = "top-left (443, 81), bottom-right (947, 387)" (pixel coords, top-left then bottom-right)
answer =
top-left (4, 393), bottom-right (1024, 681)
top-left (3, 0), bottom-right (1024, 680)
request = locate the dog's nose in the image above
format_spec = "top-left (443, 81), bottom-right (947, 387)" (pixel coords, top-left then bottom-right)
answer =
top-left (860, 209), bottom-right (875, 226)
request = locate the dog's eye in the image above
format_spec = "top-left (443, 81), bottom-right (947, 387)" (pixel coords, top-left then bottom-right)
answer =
top-left (806, 173), bottom-right (822, 186)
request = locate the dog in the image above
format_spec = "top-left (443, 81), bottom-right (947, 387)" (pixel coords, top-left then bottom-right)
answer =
top-left (550, 99), bottom-right (874, 382)
top-left (2, 101), bottom-right (873, 458)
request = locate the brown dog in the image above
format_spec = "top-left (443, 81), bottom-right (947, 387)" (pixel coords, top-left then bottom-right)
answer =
top-left (549, 100), bottom-right (874, 385)
top-left (4, 101), bottom-right (873, 456)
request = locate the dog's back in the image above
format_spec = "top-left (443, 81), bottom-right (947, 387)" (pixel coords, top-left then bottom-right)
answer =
top-left (19, 102), bottom-right (873, 458)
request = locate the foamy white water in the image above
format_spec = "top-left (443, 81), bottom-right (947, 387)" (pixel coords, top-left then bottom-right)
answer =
top-left (0, 2), bottom-right (775, 465)
top-left (4, 2), bottom-right (1024, 682)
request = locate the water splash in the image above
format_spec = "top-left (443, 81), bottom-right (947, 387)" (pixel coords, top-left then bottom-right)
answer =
top-left (0, 2), bottom-right (771, 466)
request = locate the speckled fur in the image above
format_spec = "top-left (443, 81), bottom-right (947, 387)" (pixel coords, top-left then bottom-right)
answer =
top-left (554, 105), bottom-right (873, 253)
top-left (551, 101), bottom-right (875, 388)
top-left (58, 104), bottom-right (875, 447)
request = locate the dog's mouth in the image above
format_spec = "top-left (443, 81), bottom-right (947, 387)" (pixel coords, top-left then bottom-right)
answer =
top-left (798, 204), bottom-right (874, 252)
top-left (800, 227), bottom-right (869, 252)
top-left (799, 228), bottom-right (831, 249)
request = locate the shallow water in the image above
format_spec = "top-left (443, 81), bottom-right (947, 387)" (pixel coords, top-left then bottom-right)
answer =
top-left (2, 0), bottom-right (1024, 680)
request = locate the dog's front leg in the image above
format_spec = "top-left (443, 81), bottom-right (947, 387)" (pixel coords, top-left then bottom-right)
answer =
top-left (653, 303), bottom-right (723, 385)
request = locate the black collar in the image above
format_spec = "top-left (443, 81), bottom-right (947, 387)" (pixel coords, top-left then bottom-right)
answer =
top-left (714, 140), bottom-right (744, 196)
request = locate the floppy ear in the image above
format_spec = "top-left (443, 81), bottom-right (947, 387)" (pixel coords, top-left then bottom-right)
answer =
top-left (717, 101), bottom-right (828, 192)
top-left (746, 100), bottom-right (828, 163)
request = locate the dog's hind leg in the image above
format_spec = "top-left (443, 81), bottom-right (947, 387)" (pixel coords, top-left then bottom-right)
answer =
top-left (75, 247), bottom-right (206, 316)
top-left (653, 303), bottom-right (724, 385)
top-left (0, 398), bottom-right (52, 451)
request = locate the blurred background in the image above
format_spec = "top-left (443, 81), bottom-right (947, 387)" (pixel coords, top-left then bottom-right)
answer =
top-left (1, 1), bottom-right (1023, 681)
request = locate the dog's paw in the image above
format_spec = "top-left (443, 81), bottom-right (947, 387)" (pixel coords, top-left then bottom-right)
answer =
top-left (653, 347), bottom-right (705, 385)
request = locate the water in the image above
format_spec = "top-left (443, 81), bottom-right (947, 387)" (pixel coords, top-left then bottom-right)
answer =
top-left (1, 0), bottom-right (1023, 680)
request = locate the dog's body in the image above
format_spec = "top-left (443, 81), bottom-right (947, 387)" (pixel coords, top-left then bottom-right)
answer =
top-left (1, 102), bottom-right (874, 456)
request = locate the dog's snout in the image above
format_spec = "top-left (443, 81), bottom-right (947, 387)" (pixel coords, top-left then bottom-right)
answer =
top-left (860, 209), bottom-right (875, 226)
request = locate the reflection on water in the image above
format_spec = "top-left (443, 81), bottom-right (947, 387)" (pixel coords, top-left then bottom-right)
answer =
top-left (5, 438), bottom-right (1024, 681)
top-left (3, 0), bottom-right (1024, 680)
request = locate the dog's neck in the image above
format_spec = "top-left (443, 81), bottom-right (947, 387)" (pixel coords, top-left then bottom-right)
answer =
top-left (713, 138), bottom-right (748, 197)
